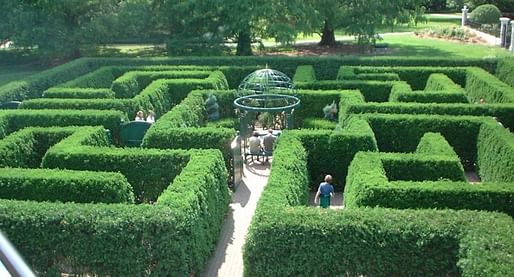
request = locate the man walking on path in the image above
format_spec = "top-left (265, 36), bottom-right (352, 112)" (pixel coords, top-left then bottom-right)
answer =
top-left (315, 175), bottom-right (334, 208)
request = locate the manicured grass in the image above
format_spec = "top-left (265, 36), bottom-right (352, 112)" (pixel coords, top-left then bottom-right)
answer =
top-left (0, 65), bottom-right (46, 86)
top-left (381, 33), bottom-right (511, 58)
top-left (375, 14), bottom-right (461, 33)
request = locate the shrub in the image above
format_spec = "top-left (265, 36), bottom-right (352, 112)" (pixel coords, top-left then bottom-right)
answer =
top-left (296, 80), bottom-right (393, 102)
top-left (465, 67), bottom-right (514, 104)
top-left (292, 65), bottom-right (316, 83)
top-left (477, 119), bottom-right (514, 182)
top-left (336, 66), bottom-right (357, 80)
top-left (302, 118), bottom-right (337, 129)
top-left (0, 168), bottom-right (134, 204)
top-left (470, 4), bottom-right (501, 25)
top-left (0, 109), bottom-right (125, 137)
top-left (495, 58), bottom-right (514, 88)
top-left (41, 126), bottom-right (190, 203)
top-left (0, 127), bottom-right (76, 168)
top-left (43, 87), bottom-right (115, 99)
top-left (0, 149), bottom-right (230, 276)
top-left (365, 114), bottom-right (483, 168)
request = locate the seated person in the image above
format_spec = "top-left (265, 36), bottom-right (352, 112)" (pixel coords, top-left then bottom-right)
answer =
top-left (262, 128), bottom-right (276, 154)
top-left (248, 131), bottom-right (262, 155)
top-left (134, 110), bottom-right (145, 121)
top-left (146, 110), bottom-right (155, 123)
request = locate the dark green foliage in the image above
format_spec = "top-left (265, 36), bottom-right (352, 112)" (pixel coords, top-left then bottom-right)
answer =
top-left (344, 150), bottom-right (513, 216)
top-left (465, 67), bottom-right (514, 104)
top-left (356, 73), bottom-right (401, 81)
top-left (495, 58), bottom-right (514, 88)
top-left (353, 66), bottom-right (468, 90)
top-left (111, 70), bottom-right (211, 98)
top-left (43, 87), bottom-right (115, 99)
top-left (470, 4), bottom-right (501, 24)
top-left (0, 168), bottom-right (134, 204)
top-left (292, 65), bottom-right (316, 83)
top-left (290, 117), bottom-right (378, 189)
top-left (297, 80), bottom-right (393, 102)
top-left (477, 120), bottom-right (514, 182)
top-left (336, 66), bottom-right (357, 80)
top-left (0, 127), bottom-right (76, 168)
top-left (395, 91), bottom-right (469, 103)
top-left (206, 118), bottom-right (238, 129)
top-left (366, 114), bottom-right (482, 168)
top-left (416, 132), bottom-right (459, 157)
top-left (41, 127), bottom-right (190, 203)
top-left (302, 118), bottom-right (337, 129)
top-left (20, 98), bottom-right (129, 112)
top-left (0, 59), bottom-right (96, 102)
top-left (58, 66), bottom-right (128, 89)
top-left (381, 153), bottom-right (465, 181)
top-left (0, 109), bottom-right (125, 136)
top-left (0, 149), bottom-right (230, 276)
top-left (156, 150), bottom-right (230, 274)
top-left (425, 73), bottom-right (465, 92)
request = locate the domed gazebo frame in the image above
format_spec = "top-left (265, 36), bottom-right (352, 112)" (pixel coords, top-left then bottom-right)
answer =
top-left (234, 68), bottom-right (300, 137)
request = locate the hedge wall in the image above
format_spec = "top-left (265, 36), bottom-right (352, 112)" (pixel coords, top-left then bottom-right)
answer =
top-left (364, 114), bottom-right (483, 168)
top-left (0, 127), bottom-right (76, 168)
top-left (111, 70), bottom-right (212, 98)
top-left (43, 87), bottom-right (115, 99)
top-left (477, 119), bottom-right (514, 183)
top-left (0, 56), bottom-right (497, 104)
top-left (0, 149), bottom-right (229, 276)
top-left (142, 89), bottom-right (235, 163)
top-left (41, 126), bottom-right (190, 203)
top-left (344, 150), bottom-right (514, 217)
top-left (244, 130), bottom-right (514, 276)
top-left (290, 117), bottom-right (378, 189)
top-left (296, 80), bottom-right (393, 102)
top-left (0, 168), bottom-right (134, 204)
top-left (292, 65), bottom-right (316, 83)
top-left (495, 58), bottom-right (514, 88)
top-left (0, 109), bottom-right (125, 138)
top-left (465, 67), bottom-right (514, 104)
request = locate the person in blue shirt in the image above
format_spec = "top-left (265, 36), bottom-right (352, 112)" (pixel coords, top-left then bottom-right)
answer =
top-left (314, 175), bottom-right (334, 208)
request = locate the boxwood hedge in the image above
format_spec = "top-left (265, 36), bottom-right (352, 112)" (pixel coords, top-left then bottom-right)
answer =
top-left (0, 148), bottom-right (229, 276)
top-left (244, 130), bottom-right (514, 277)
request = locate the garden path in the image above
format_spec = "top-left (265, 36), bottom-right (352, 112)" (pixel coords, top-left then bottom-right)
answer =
top-left (202, 161), bottom-right (270, 277)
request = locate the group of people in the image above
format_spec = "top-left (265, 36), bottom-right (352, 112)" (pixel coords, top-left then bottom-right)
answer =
top-left (134, 110), bottom-right (155, 123)
top-left (248, 128), bottom-right (277, 162)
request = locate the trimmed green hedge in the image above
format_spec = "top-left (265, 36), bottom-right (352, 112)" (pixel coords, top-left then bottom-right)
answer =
top-left (296, 80), bottom-right (393, 102)
top-left (41, 126), bottom-right (190, 203)
top-left (302, 118), bottom-right (337, 129)
top-left (416, 132), bottom-right (459, 157)
top-left (465, 67), bottom-right (514, 104)
top-left (365, 113), bottom-right (483, 168)
top-left (477, 119), bottom-right (514, 183)
top-left (0, 109), bottom-right (125, 138)
top-left (0, 127), bottom-right (76, 168)
top-left (245, 130), bottom-right (514, 276)
top-left (290, 117), bottom-right (378, 189)
top-left (495, 58), bottom-right (514, 88)
top-left (0, 149), bottom-right (230, 276)
top-left (43, 87), bottom-right (115, 99)
top-left (425, 73), bottom-right (464, 92)
top-left (0, 168), bottom-right (134, 204)
top-left (292, 65), bottom-right (316, 83)
top-left (344, 150), bottom-right (513, 216)
top-left (111, 70), bottom-right (212, 98)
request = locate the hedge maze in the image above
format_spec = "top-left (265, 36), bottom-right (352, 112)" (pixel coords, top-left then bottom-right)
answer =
top-left (0, 57), bottom-right (513, 276)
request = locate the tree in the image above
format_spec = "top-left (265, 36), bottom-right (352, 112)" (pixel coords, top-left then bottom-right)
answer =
top-left (1, 0), bottom-right (120, 59)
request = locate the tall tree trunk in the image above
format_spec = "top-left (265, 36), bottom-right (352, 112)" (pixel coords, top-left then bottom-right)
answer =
top-left (319, 20), bottom-right (336, 46)
top-left (236, 31), bottom-right (252, 56)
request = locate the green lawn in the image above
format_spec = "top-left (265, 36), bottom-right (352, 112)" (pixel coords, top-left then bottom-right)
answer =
top-left (0, 65), bottom-right (46, 86)
top-left (381, 33), bottom-right (511, 58)
top-left (375, 14), bottom-right (461, 33)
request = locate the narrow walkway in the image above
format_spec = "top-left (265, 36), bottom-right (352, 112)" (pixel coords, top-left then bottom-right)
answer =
top-left (202, 161), bottom-right (270, 277)
top-left (308, 192), bottom-right (345, 209)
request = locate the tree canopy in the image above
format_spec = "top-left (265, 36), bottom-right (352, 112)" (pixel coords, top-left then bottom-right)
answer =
top-left (1, 0), bottom-right (427, 58)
